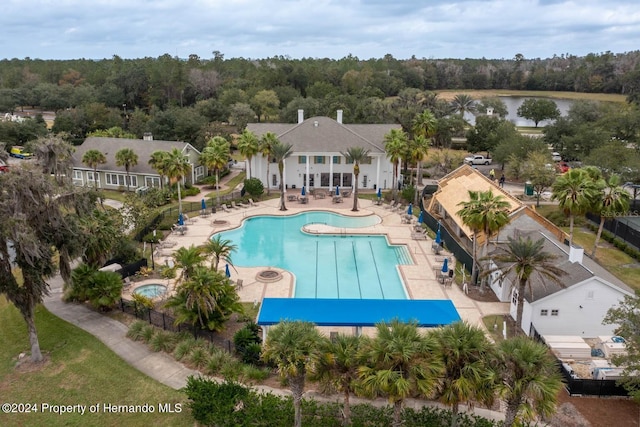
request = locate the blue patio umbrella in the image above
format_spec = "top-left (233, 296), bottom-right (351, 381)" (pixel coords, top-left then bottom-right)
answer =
top-left (201, 198), bottom-right (206, 210)
top-left (376, 187), bottom-right (382, 199)
top-left (441, 258), bottom-right (449, 274)
top-left (407, 203), bottom-right (413, 216)
top-left (301, 186), bottom-right (306, 196)
top-left (335, 185), bottom-right (340, 196)
top-left (225, 263), bottom-right (231, 278)
top-left (435, 228), bottom-right (441, 244)
top-left (417, 210), bottom-right (423, 224)
top-left (178, 212), bottom-right (184, 226)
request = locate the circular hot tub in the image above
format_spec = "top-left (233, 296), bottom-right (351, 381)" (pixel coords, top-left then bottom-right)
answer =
top-left (256, 269), bottom-right (283, 283)
top-left (133, 284), bottom-right (167, 298)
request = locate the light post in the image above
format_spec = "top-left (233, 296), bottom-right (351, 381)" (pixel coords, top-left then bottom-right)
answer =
top-left (150, 230), bottom-right (156, 270)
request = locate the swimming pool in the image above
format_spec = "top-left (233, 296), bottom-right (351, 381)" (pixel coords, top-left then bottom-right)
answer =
top-left (216, 211), bottom-right (412, 299)
top-left (133, 284), bottom-right (167, 298)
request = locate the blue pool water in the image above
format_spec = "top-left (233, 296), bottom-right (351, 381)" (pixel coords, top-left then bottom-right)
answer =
top-left (134, 284), bottom-right (167, 298)
top-left (216, 211), bottom-right (412, 299)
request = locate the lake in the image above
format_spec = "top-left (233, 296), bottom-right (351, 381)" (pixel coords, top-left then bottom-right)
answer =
top-left (465, 96), bottom-right (574, 127)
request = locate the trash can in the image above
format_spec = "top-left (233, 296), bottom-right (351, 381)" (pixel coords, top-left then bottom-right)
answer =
top-left (524, 181), bottom-right (534, 196)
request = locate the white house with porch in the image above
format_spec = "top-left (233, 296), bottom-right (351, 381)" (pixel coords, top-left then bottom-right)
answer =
top-left (246, 110), bottom-right (399, 193)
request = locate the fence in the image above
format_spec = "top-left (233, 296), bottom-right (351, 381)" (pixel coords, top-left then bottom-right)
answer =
top-left (557, 359), bottom-right (630, 397)
top-left (420, 208), bottom-right (474, 274)
top-left (118, 298), bottom-right (234, 353)
top-left (585, 213), bottom-right (640, 251)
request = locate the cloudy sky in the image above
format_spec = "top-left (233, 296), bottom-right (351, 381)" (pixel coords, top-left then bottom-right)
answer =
top-left (2, 0), bottom-right (639, 61)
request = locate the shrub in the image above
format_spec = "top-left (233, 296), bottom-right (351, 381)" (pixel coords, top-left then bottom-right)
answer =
top-left (243, 177), bottom-right (264, 198)
top-left (206, 348), bottom-right (236, 376)
top-left (141, 187), bottom-right (172, 208)
top-left (131, 293), bottom-right (154, 316)
top-left (233, 322), bottom-right (262, 365)
top-left (241, 364), bottom-right (270, 383)
top-left (183, 186), bottom-right (201, 197)
top-left (219, 359), bottom-right (243, 381)
top-left (198, 176), bottom-right (218, 186)
top-left (189, 347), bottom-right (210, 369)
top-left (173, 337), bottom-right (197, 361)
top-left (86, 270), bottom-right (123, 311)
top-left (126, 320), bottom-right (148, 341)
top-left (149, 330), bottom-right (177, 353)
top-left (140, 324), bottom-right (156, 343)
top-left (401, 185), bottom-right (417, 203)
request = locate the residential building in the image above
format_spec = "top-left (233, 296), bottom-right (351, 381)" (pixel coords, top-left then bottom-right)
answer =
top-left (246, 110), bottom-right (399, 192)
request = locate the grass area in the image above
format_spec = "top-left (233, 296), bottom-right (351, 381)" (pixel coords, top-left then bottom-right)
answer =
top-left (435, 89), bottom-right (626, 103)
top-left (201, 171), bottom-right (246, 199)
top-left (100, 189), bottom-right (128, 203)
top-left (0, 297), bottom-right (192, 427)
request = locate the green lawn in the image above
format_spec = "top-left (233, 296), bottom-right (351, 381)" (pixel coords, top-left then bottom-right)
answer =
top-left (0, 298), bottom-right (192, 427)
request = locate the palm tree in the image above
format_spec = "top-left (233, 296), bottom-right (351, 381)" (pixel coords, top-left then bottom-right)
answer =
top-left (172, 245), bottom-right (205, 283)
top-left (34, 135), bottom-right (75, 185)
top-left (495, 336), bottom-right (564, 427)
top-left (148, 150), bottom-right (170, 189)
top-left (81, 149), bottom-right (106, 189)
top-left (261, 321), bottom-right (324, 427)
top-left (271, 140), bottom-right (293, 211)
top-left (260, 132), bottom-right (278, 195)
top-left (411, 110), bottom-right (436, 186)
top-left (384, 129), bottom-right (409, 201)
top-left (202, 234), bottom-right (237, 271)
top-left (590, 174), bottom-right (630, 258)
top-left (457, 190), bottom-right (510, 286)
top-left (407, 135), bottom-right (429, 205)
top-left (200, 136), bottom-right (230, 207)
top-left (432, 321), bottom-right (495, 427)
top-left (237, 129), bottom-right (260, 179)
top-left (164, 147), bottom-right (191, 214)
top-left (341, 147), bottom-right (370, 212)
top-left (359, 319), bottom-right (443, 427)
top-left (86, 270), bottom-right (123, 311)
top-left (551, 168), bottom-right (600, 246)
top-left (487, 236), bottom-right (565, 334)
top-left (311, 334), bottom-right (363, 426)
top-left (451, 94), bottom-right (476, 120)
top-left (115, 147), bottom-right (138, 192)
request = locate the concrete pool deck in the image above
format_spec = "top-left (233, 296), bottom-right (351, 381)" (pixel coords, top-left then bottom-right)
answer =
top-left (154, 192), bottom-right (510, 334)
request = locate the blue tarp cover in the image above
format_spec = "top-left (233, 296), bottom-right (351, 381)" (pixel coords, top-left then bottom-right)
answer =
top-left (257, 298), bottom-right (461, 327)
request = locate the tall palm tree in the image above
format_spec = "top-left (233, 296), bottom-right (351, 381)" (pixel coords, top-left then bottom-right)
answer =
top-left (261, 321), bottom-right (325, 427)
top-left (487, 236), bottom-right (565, 334)
top-left (384, 129), bottom-right (409, 201)
top-left (82, 149), bottom-right (106, 189)
top-left (271, 140), bottom-right (293, 211)
top-left (115, 147), bottom-right (138, 192)
top-left (551, 168), bottom-right (600, 246)
top-left (590, 174), bottom-right (630, 258)
top-left (260, 132), bottom-right (278, 195)
top-left (451, 94), bottom-right (476, 120)
top-left (200, 136), bottom-right (230, 206)
top-left (407, 135), bottom-right (429, 205)
top-left (341, 147), bottom-right (370, 212)
top-left (457, 190), bottom-right (510, 287)
top-left (202, 234), bottom-right (237, 271)
top-left (359, 319), bottom-right (443, 427)
top-left (432, 321), bottom-right (495, 427)
top-left (164, 147), bottom-right (191, 214)
top-left (411, 110), bottom-right (436, 185)
top-left (148, 150), bottom-right (170, 189)
top-left (311, 334), bottom-right (363, 426)
top-left (237, 129), bottom-right (260, 179)
top-left (495, 336), bottom-right (564, 427)
top-left (172, 245), bottom-right (205, 284)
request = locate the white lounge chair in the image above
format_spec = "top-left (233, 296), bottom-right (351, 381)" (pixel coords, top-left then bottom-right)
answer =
top-left (221, 204), bottom-right (231, 213)
top-left (248, 198), bottom-right (259, 207)
top-left (384, 201), bottom-right (397, 210)
top-left (230, 201), bottom-right (242, 209)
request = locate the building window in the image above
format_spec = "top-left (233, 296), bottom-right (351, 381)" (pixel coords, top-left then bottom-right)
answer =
top-left (314, 156), bottom-right (325, 164)
top-left (145, 176), bottom-right (161, 188)
top-left (73, 170), bottom-right (83, 180)
top-left (551, 309), bottom-right (559, 316)
top-left (194, 165), bottom-right (204, 180)
top-left (345, 157), bottom-right (353, 164)
top-left (333, 156), bottom-right (341, 164)
top-left (540, 309), bottom-right (548, 316)
top-left (87, 171), bottom-right (99, 184)
top-left (106, 173), bottom-right (137, 187)
top-left (298, 155), bottom-right (307, 164)
top-left (272, 174), bottom-right (278, 186)
top-left (361, 156), bottom-right (372, 165)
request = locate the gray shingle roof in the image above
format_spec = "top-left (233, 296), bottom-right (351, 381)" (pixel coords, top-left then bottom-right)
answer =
top-left (247, 116), bottom-right (399, 153)
top-left (72, 137), bottom-right (196, 175)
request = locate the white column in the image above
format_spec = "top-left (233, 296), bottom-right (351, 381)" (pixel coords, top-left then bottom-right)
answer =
top-left (329, 155), bottom-right (334, 188)
top-left (376, 156), bottom-right (381, 190)
top-left (283, 159), bottom-right (287, 192)
top-left (306, 158), bottom-right (310, 188)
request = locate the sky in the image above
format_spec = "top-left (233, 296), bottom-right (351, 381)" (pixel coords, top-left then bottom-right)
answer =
top-left (2, 0), bottom-right (639, 61)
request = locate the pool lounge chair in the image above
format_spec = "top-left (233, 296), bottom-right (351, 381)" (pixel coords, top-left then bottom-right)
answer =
top-left (393, 204), bottom-right (403, 213)
top-left (384, 201), bottom-right (397, 210)
top-left (237, 200), bottom-right (249, 208)
top-left (230, 201), bottom-right (241, 210)
top-left (221, 204), bottom-right (232, 213)
top-left (235, 279), bottom-right (243, 289)
top-left (248, 198), bottom-right (259, 207)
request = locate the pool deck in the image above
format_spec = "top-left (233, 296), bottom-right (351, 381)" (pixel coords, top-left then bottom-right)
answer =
top-left (152, 192), bottom-right (509, 335)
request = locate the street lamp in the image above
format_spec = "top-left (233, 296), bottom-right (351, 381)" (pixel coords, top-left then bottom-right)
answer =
top-left (150, 230), bottom-right (156, 270)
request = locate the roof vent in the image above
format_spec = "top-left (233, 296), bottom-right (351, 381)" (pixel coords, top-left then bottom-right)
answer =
top-left (314, 121), bottom-right (318, 127)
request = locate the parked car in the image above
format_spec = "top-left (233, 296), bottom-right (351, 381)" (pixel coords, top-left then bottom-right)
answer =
top-left (551, 152), bottom-right (562, 162)
top-left (556, 162), bottom-right (570, 173)
top-left (0, 161), bottom-right (8, 172)
top-left (10, 146), bottom-right (33, 159)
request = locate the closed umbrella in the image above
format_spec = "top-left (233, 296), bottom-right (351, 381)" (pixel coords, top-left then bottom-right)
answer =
top-left (407, 203), bottom-right (413, 216)
top-left (225, 263), bottom-right (231, 278)
top-left (201, 198), bottom-right (206, 210)
top-left (435, 228), bottom-right (441, 244)
top-left (335, 185), bottom-right (340, 196)
top-left (178, 212), bottom-right (184, 226)
top-left (417, 210), bottom-right (423, 224)
top-left (376, 187), bottom-right (382, 199)
top-left (301, 186), bottom-right (306, 196)
top-left (441, 258), bottom-right (449, 274)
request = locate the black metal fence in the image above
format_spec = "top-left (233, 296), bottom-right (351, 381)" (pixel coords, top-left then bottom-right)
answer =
top-left (421, 209), bottom-right (474, 272)
top-left (585, 213), bottom-right (640, 251)
top-left (118, 298), bottom-right (234, 353)
top-left (557, 359), bottom-right (630, 397)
